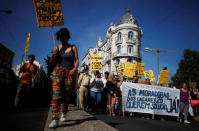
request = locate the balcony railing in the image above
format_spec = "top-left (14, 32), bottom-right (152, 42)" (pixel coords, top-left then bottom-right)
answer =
top-left (126, 38), bottom-right (136, 43)
top-left (112, 52), bottom-right (141, 59)
top-left (115, 38), bottom-right (123, 44)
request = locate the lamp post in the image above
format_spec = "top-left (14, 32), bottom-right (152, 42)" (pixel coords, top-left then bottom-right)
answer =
top-left (144, 48), bottom-right (181, 80)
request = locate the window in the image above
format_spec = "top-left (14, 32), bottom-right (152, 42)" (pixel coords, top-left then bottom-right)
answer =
top-left (128, 31), bottom-right (134, 40)
top-left (127, 45), bottom-right (133, 55)
top-left (127, 58), bottom-right (133, 63)
top-left (117, 45), bottom-right (121, 54)
top-left (117, 32), bottom-right (122, 41)
top-left (116, 59), bottom-right (120, 65)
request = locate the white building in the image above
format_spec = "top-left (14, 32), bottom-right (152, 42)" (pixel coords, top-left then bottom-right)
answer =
top-left (81, 9), bottom-right (143, 75)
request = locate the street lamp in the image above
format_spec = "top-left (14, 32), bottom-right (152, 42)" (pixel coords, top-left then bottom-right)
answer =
top-left (144, 48), bottom-right (181, 79)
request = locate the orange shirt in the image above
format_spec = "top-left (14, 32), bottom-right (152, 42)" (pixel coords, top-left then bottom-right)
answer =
top-left (20, 62), bottom-right (38, 85)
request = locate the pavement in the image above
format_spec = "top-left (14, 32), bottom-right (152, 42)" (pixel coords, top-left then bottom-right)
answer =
top-left (4, 107), bottom-right (49, 131)
top-left (44, 105), bottom-right (117, 131)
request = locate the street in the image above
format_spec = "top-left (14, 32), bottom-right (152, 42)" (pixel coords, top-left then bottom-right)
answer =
top-left (93, 113), bottom-right (199, 131)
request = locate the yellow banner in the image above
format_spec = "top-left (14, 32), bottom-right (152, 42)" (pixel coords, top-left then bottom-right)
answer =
top-left (33, 0), bottom-right (64, 27)
top-left (116, 64), bottom-right (125, 76)
top-left (90, 54), bottom-right (103, 71)
top-left (123, 62), bottom-right (136, 78)
top-left (159, 70), bottom-right (170, 84)
top-left (144, 70), bottom-right (156, 82)
top-left (135, 63), bottom-right (145, 77)
top-left (24, 33), bottom-right (30, 53)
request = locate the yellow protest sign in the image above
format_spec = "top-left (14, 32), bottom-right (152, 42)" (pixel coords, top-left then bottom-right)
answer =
top-left (159, 70), bottom-right (169, 84)
top-left (33, 0), bottom-right (64, 27)
top-left (90, 54), bottom-right (103, 71)
top-left (116, 64), bottom-right (125, 76)
top-left (144, 70), bottom-right (156, 82)
top-left (135, 63), bottom-right (145, 77)
top-left (123, 62), bottom-right (136, 78)
top-left (24, 33), bottom-right (30, 53)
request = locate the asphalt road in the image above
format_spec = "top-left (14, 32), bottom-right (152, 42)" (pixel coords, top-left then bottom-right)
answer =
top-left (93, 113), bottom-right (199, 131)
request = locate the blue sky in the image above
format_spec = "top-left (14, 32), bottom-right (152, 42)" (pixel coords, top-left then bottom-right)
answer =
top-left (1, 0), bottom-right (199, 81)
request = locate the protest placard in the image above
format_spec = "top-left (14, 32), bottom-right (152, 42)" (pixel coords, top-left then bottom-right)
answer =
top-left (116, 64), bottom-right (125, 76)
top-left (123, 62), bottom-right (136, 78)
top-left (33, 0), bottom-right (64, 27)
top-left (90, 54), bottom-right (103, 71)
top-left (159, 70), bottom-right (169, 84)
top-left (135, 63), bottom-right (145, 77)
top-left (121, 82), bottom-right (180, 116)
top-left (144, 70), bottom-right (156, 82)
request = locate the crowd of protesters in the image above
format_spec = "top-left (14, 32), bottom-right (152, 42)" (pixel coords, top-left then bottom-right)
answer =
top-left (76, 68), bottom-right (199, 124)
top-left (10, 27), bottom-right (199, 129)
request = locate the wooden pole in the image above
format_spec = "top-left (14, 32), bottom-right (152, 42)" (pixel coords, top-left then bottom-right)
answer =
top-left (51, 26), bottom-right (56, 48)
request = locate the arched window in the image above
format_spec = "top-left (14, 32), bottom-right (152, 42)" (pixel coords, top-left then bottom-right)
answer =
top-left (117, 32), bottom-right (122, 41)
top-left (128, 31), bottom-right (134, 40)
top-left (117, 45), bottom-right (121, 54)
top-left (127, 45), bottom-right (133, 55)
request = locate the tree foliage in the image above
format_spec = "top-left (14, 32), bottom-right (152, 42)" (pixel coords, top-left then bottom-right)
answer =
top-left (171, 49), bottom-right (199, 88)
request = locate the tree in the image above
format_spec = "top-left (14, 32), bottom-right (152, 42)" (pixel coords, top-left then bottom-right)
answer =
top-left (44, 56), bottom-right (54, 77)
top-left (171, 49), bottom-right (199, 88)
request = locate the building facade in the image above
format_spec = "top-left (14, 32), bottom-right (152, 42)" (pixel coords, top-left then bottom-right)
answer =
top-left (0, 43), bottom-right (15, 68)
top-left (81, 9), bottom-right (143, 75)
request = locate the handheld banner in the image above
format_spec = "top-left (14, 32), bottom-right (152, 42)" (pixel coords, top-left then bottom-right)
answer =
top-left (90, 54), bottom-right (103, 71)
top-left (159, 70), bottom-right (169, 84)
top-left (116, 64), bottom-right (125, 76)
top-left (24, 32), bottom-right (30, 53)
top-left (144, 70), bottom-right (156, 82)
top-left (121, 82), bottom-right (180, 116)
top-left (33, 0), bottom-right (64, 27)
top-left (135, 63), bottom-right (145, 77)
top-left (123, 62), bottom-right (135, 78)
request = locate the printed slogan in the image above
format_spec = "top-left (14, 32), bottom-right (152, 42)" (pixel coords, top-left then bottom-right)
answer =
top-left (33, 0), bottom-right (64, 27)
top-left (121, 82), bottom-right (180, 116)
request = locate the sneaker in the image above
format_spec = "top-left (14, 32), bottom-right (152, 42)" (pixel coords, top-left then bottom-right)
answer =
top-left (184, 120), bottom-right (191, 124)
top-left (49, 120), bottom-right (58, 128)
top-left (60, 113), bottom-right (67, 122)
top-left (179, 119), bottom-right (183, 123)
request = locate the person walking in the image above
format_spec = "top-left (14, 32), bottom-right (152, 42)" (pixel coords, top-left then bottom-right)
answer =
top-left (106, 73), bottom-right (118, 117)
top-left (90, 71), bottom-right (104, 114)
top-left (179, 83), bottom-right (191, 124)
top-left (14, 54), bottom-right (38, 110)
top-left (101, 71), bottom-right (109, 113)
top-left (77, 66), bottom-right (91, 110)
top-left (49, 28), bottom-right (79, 128)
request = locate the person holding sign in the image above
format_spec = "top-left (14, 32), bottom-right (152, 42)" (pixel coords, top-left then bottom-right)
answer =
top-left (49, 28), bottom-right (79, 128)
top-left (14, 54), bottom-right (38, 109)
top-left (179, 83), bottom-right (191, 124)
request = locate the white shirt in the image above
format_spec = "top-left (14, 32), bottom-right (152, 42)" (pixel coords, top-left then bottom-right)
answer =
top-left (90, 77), bottom-right (104, 92)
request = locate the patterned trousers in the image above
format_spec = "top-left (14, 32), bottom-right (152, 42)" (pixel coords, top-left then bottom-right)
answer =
top-left (50, 66), bottom-right (74, 120)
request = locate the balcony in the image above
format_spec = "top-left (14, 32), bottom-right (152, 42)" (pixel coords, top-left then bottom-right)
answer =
top-left (126, 38), bottom-right (136, 44)
top-left (112, 52), bottom-right (142, 59)
top-left (115, 38), bottom-right (123, 44)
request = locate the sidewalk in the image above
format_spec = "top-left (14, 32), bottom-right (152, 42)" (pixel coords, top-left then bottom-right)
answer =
top-left (44, 105), bottom-right (118, 131)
